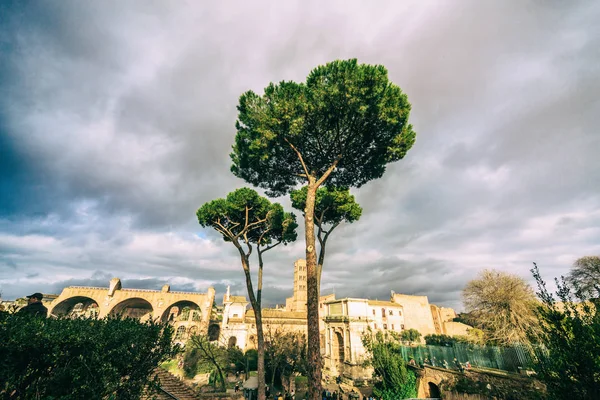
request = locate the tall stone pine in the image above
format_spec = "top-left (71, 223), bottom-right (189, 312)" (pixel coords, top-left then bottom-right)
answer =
top-left (197, 188), bottom-right (297, 400)
top-left (230, 59), bottom-right (416, 399)
top-left (290, 186), bottom-right (362, 294)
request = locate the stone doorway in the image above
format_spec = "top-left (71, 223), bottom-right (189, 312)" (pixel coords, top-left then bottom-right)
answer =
top-left (428, 382), bottom-right (441, 398)
top-left (332, 331), bottom-right (345, 374)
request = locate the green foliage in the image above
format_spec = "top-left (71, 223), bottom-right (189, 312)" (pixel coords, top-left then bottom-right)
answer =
top-left (264, 329), bottom-right (308, 386)
top-left (290, 185), bottom-right (362, 285)
top-left (453, 312), bottom-right (476, 326)
top-left (290, 186), bottom-right (362, 226)
top-left (245, 349), bottom-right (258, 371)
top-left (424, 334), bottom-right (455, 346)
top-left (362, 331), bottom-right (418, 399)
top-left (231, 58), bottom-right (416, 196)
top-left (227, 346), bottom-right (246, 373)
top-left (400, 328), bottom-right (421, 343)
top-left (531, 263), bottom-right (600, 400)
top-left (186, 334), bottom-right (229, 390)
top-left (0, 313), bottom-right (176, 400)
top-left (197, 187), bottom-right (297, 246)
top-left (465, 328), bottom-right (486, 345)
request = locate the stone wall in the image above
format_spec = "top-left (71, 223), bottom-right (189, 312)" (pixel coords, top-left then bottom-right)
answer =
top-left (415, 366), bottom-right (545, 400)
top-left (391, 293), bottom-right (436, 335)
top-left (443, 321), bottom-right (471, 336)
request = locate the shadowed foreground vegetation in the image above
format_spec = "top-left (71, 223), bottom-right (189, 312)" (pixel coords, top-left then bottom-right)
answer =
top-left (0, 313), bottom-right (176, 400)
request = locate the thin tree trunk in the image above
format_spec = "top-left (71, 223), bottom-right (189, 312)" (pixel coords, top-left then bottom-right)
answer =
top-left (238, 250), bottom-right (266, 400)
top-left (271, 365), bottom-right (277, 390)
top-left (215, 362), bottom-right (226, 392)
top-left (304, 181), bottom-right (322, 400)
top-left (317, 237), bottom-right (326, 298)
top-left (255, 307), bottom-right (266, 400)
top-left (316, 223), bottom-right (337, 297)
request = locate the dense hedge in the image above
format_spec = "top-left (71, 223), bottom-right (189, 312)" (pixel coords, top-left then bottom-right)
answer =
top-left (0, 312), bottom-right (176, 399)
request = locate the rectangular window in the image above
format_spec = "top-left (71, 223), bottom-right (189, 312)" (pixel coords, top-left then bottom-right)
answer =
top-left (374, 323), bottom-right (377, 329)
top-left (389, 310), bottom-right (393, 315)
top-left (372, 309), bottom-right (376, 316)
top-left (391, 324), bottom-right (395, 330)
top-left (233, 314), bottom-right (238, 318)
top-left (383, 324), bottom-right (387, 329)
top-left (401, 324), bottom-right (405, 330)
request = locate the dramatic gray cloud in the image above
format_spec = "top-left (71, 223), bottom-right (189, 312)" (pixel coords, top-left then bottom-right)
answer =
top-left (1, 1), bottom-right (599, 310)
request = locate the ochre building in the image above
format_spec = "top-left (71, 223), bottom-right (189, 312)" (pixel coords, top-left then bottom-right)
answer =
top-left (48, 278), bottom-right (215, 344)
top-left (220, 259), bottom-right (472, 382)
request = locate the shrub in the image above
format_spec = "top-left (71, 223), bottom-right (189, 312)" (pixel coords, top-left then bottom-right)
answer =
top-left (531, 263), bottom-right (600, 400)
top-left (0, 313), bottom-right (176, 399)
top-left (362, 330), bottom-right (418, 399)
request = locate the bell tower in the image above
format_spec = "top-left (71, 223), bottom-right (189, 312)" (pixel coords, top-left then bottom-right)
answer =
top-left (286, 259), bottom-right (307, 312)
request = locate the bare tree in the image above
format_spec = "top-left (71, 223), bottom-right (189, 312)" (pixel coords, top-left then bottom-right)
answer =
top-left (567, 255), bottom-right (600, 298)
top-left (462, 269), bottom-right (541, 346)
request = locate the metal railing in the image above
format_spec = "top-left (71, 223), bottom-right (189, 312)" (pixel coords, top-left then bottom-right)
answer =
top-left (400, 343), bottom-right (534, 373)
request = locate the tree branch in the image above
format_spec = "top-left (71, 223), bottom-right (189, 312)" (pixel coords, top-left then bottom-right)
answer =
top-left (260, 241), bottom-right (281, 253)
top-left (215, 218), bottom-right (236, 239)
top-left (284, 137), bottom-right (310, 179)
top-left (316, 156), bottom-right (341, 188)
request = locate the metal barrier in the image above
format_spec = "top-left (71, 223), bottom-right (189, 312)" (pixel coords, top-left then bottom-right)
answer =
top-left (399, 343), bottom-right (534, 372)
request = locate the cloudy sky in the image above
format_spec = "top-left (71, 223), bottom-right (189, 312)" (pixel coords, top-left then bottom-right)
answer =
top-left (1, 1), bottom-right (598, 310)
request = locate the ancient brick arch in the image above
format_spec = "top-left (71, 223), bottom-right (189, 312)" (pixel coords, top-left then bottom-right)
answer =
top-left (48, 279), bottom-right (216, 342)
top-left (108, 297), bottom-right (154, 320)
top-left (413, 366), bottom-right (465, 398)
top-left (51, 295), bottom-right (101, 318)
top-left (160, 300), bottom-right (203, 323)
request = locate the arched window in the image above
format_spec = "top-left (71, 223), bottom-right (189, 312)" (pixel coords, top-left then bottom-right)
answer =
top-left (175, 326), bottom-right (186, 340)
top-left (192, 310), bottom-right (202, 321)
top-left (179, 307), bottom-right (191, 321)
top-left (208, 324), bottom-right (221, 341)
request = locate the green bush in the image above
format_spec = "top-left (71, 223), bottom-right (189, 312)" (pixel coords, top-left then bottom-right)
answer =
top-left (531, 264), bottom-right (600, 400)
top-left (362, 331), bottom-right (418, 399)
top-left (424, 334), bottom-right (456, 346)
top-left (0, 313), bottom-right (176, 399)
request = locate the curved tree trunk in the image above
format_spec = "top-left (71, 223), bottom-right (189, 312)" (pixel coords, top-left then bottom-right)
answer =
top-left (304, 181), bottom-right (322, 400)
top-left (215, 362), bottom-right (227, 392)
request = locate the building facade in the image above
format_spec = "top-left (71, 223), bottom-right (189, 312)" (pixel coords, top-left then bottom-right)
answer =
top-left (220, 259), bottom-right (472, 382)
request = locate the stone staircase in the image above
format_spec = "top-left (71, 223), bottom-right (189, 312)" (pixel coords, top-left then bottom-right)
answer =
top-left (146, 368), bottom-right (201, 400)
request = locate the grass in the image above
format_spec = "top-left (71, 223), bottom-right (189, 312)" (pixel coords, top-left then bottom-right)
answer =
top-left (295, 376), bottom-right (308, 385)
